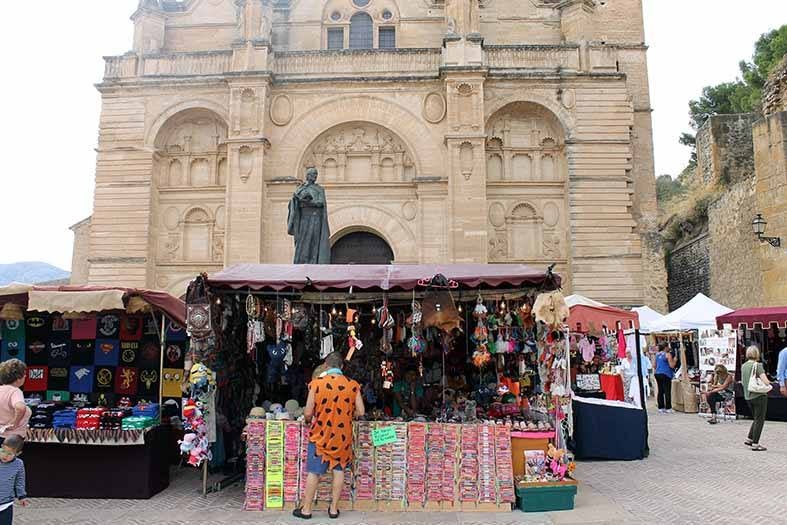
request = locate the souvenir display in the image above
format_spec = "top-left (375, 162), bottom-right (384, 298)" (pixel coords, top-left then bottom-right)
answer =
top-left (265, 421), bottom-right (284, 509)
top-left (244, 420), bottom-right (266, 511)
top-left (354, 422), bottom-right (375, 502)
top-left (283, 422), bottom-right (301, 504)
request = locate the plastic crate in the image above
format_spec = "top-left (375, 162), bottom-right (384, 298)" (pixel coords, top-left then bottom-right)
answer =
top-left (515, 481), bottom-right (577, 512)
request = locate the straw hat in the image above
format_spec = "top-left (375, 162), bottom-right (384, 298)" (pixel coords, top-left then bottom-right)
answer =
top-left (248, 407), bottom-right (266, 418)
top-left (0, 303), bottom-right (25, 321)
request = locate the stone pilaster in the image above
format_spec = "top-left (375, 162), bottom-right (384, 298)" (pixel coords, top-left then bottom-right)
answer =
top-left (224, 79), bottom-right (271, 264)
top-left (444, 75), bottom-right (487, 262)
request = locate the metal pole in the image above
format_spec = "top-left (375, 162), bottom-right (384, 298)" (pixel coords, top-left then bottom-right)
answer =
top-left (158, 312), bottom-right (166, 407)
top-left (634, 329), bottom-right (649, 457)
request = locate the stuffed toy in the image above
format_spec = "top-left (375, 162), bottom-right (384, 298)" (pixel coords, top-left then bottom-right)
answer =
top-left (533, 291), bottom-right (569, 328)
top-left (547, 444), bottom-right (570, 480)
top-left (179, 433), bottom-right (197, 454)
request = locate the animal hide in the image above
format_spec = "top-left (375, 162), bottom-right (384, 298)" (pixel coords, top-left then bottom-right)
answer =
top-left (533, 291), bottom-right (569, 328)
top-left (422, 290), bottom-right (463, 333)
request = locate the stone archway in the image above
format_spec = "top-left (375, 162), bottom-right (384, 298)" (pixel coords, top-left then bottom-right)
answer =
top-left (331, 230), bottom-right (394, 264)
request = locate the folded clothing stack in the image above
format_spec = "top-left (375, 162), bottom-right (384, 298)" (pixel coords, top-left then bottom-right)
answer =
top-left (76, 407), bottom-right (107, 430)
top-left (100, 408), bottom-right (133, 431)
top-left (29, 402), bottom-right (61, 429)
top-left (52, 408), bottom-right (78, 429)
top-left (132, 403), bottom-right (160, 421)
top-left (121, 416), bottom-right (156, 430)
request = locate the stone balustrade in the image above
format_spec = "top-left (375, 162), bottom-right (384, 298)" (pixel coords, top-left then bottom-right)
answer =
top-left (104, 51), bottom-right (233, 79)
top-left (273, 48), bottom-right (443, 79)
top-left (485, 45), bottom-right (581, 72)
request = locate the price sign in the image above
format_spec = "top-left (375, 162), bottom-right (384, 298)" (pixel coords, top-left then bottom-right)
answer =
top-left (372, 426), bottom-right (398, 447)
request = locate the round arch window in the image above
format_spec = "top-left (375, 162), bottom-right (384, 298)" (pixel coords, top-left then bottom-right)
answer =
top-left (353, 0), bottom-right (371, 7)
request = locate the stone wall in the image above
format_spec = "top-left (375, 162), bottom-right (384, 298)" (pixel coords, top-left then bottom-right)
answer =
top-left (69, 217), bottom-right (91, 285)
top-left (667, 231), bottom-right (709, 311)
top-left (707, 178), bottom-right (763, 309)
top-left (695, 114), bottom-right (756, 186)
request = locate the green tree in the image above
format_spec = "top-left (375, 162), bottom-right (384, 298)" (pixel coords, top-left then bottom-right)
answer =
top-left (656, 174), bottom-right (685, 206)
top-left (687, 24), bottom-right (787, 130)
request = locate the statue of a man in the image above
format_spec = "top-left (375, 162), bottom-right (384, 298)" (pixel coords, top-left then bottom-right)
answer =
top-left (287, 167), bottom-right (331, 264)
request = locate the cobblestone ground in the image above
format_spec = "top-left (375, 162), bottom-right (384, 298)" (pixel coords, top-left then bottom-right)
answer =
top-left (17, 407), bottom-right (787, 525)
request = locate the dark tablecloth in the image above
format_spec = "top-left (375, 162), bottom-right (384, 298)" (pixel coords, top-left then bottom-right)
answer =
top-left (735, 383), bottom-right (787, 422)
top-left (571, 397), bottom-right (647, 461)
top-left (25, 425), bottom-right (172, 499)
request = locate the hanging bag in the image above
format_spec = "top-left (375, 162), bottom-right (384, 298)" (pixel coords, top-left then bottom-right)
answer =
top-left (748, 362), bottom-right (772, 395)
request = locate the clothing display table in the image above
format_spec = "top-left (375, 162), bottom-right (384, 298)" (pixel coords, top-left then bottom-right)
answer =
top-left (599, 374), bottom-right (625, 401)
top-left (571, 396), bottom-right (646, 461)
top-left (24, 425), bottom-right (172, 499)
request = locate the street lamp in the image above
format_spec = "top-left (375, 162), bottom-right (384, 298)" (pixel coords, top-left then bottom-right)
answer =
top-left (752, 214), bottom-right (781, 247)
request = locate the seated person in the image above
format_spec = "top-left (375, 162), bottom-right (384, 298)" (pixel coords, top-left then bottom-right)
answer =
top-left (706, 364), bottom-right (734, 424)
top-left (392, 370), bottom-right (424, 419)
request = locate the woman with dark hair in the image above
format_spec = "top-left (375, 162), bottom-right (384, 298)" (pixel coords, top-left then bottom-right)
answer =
top-left (654, 343), bottom-right (677, 413)
top-left (0, 360), bottom-right (30, 443)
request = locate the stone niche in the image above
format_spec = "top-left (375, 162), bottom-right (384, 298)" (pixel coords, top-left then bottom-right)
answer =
top-left (302, 121), bottom-right (416, 183)
top-left (485, 101), bottom-right (567, 264)
top-left (154, 109), bottom-right (229, 188)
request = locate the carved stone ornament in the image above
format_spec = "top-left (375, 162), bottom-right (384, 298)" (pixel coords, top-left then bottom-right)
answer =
top-left (270, 94), bottom-right (293, 126)
top-left (239, 146), bottom-right (254, 183)
top-left (488, 202), bottom-right (506, 228)
top-left (402, 201), bottom-right (417, 221)
top-left (423, 92), bottom-right (447, 124)
top-left (560, 88), bottom-right (576, 110)
top-left (543, 202), bottom-right (560, 228)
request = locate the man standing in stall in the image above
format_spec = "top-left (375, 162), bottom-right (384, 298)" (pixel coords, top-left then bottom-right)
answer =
top-left (294, 352), bottom-right (365, 520)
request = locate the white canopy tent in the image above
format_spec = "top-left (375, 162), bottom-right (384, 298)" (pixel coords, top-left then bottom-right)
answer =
top-left (564, 294), bottom-right (608, 308)
top-left (632, 306), bottom-right (665, 334)
top-left (649, 293), bottom-right (732, 332)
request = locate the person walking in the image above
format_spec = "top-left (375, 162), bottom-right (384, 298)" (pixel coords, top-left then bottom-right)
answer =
top-left (0, 360), bottom-right (30, 444)
top-left (741, 346), bottom-right (773, 451)
top-left (776, 344), bottom-right (787, 398)
top-left (0, 435), bottom-right (28, 525)
top-left (294, 352), bottom-right (364, 520)
top-left (654, 343), bottom-right (677, 413)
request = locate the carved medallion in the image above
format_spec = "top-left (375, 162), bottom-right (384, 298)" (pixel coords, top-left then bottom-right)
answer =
top-left (543, 202), bottom-right (560, 228)
top-left (423, 92), bottom-right (447, 123)
top-left (402, 201), bottom-right (417, 221)
top-left (270, 94), bottom-right (293, 126)
top-left (162, 207), bottom-right (180, 231)
top-left (560, 88), bottom-right (576, 110)
top-left (488, 202), bottom-right (506, 228)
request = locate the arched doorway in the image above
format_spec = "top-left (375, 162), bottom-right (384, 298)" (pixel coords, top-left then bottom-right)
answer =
top-left (331, 231), bottom-right (394, 264)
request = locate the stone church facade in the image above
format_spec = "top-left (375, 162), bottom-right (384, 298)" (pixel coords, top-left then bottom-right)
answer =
top-left (72, 0), bottom-right (666, 308)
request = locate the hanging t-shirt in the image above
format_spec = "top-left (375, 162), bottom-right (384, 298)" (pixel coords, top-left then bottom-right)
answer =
top-left (1, 320), bottom-right (25, 363)
top-left (71, 317), bottom-right (97, 340)
top-left (96, 314), bottom-right (120, 339)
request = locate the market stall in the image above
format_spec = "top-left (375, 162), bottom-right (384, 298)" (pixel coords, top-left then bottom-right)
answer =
top-left (182, 263), bottom-right (579, 511)
top-left (716, 307), bottom-right (787, 421)
top-left (558, 295), bottom-right (649, 460)
top-left (0, 284), bottom-right (186, 499)
top-left (648, 293), bottom-right (733, 414)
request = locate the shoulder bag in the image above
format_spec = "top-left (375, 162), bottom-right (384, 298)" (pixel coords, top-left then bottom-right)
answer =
top-left (748, 362), bottom-right (772, 395)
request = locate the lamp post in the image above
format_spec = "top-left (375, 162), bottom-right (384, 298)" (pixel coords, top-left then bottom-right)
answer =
top-left (752, 214), bottom-right (781, 247)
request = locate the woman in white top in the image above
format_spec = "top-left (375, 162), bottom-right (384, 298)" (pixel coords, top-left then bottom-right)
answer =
top-left (0, 360), bottom-right (30, 442)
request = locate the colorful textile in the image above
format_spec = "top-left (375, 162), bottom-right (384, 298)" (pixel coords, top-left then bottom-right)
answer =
top-left (94, 339), bottom-right (120, 366)
top-left (25, 367), bottom-right (48, 392)
top-left (96, 314), bottom-right (120, 339)
top-left (1, 320), bottom-right (25, 363)
top-left (120, 315), bottom-right (143, 341)
top-left (69, 366), bottom-right (94, 393)
top-left (71, 317), bottom-right (97, 340)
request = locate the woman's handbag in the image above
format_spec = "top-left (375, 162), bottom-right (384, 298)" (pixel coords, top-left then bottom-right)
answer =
top-left (748, 362), bottom-right (772, 395)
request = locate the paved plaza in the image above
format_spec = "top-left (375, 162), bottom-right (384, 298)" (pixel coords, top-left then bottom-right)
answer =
top-left (17, 407), bottom-right (787, 525)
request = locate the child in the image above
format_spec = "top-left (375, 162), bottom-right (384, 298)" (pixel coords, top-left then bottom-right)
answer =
top-left (0, 435), bottom-right (27, 525)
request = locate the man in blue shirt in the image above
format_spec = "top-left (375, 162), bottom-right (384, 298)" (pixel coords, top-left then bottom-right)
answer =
top-left (777, 346), bottom-right (787, 398)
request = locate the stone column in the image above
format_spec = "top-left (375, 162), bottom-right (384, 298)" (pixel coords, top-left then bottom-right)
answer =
top-left (224, 79), bottom-right (271, 264)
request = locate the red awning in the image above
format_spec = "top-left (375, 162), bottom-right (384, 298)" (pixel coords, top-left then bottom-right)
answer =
top-left (0, 285), bottom-right (185, 326)
top-left (206, 263), bottom-right (560, 292)
top-left (568, 304), bottom-right (640, 333)
top-left (716, 306), bottom-right (787, 329)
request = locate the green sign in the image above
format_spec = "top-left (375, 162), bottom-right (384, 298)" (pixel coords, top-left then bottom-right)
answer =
top-left (372, 426), bottom-right (398, 447)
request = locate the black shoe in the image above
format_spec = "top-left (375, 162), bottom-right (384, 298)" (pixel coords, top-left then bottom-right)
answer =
top-left (293, 507), bottom-right (312, 520)
top-left (329, 508), bottom-right (340, 519)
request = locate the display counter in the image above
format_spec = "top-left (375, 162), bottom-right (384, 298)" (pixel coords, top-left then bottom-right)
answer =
top-left (571, 396), bottom-right (646, 461)
top-left (244, 420), bottom-right (515, 512)
top-left (25, 425), bottom-right (172, 499)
